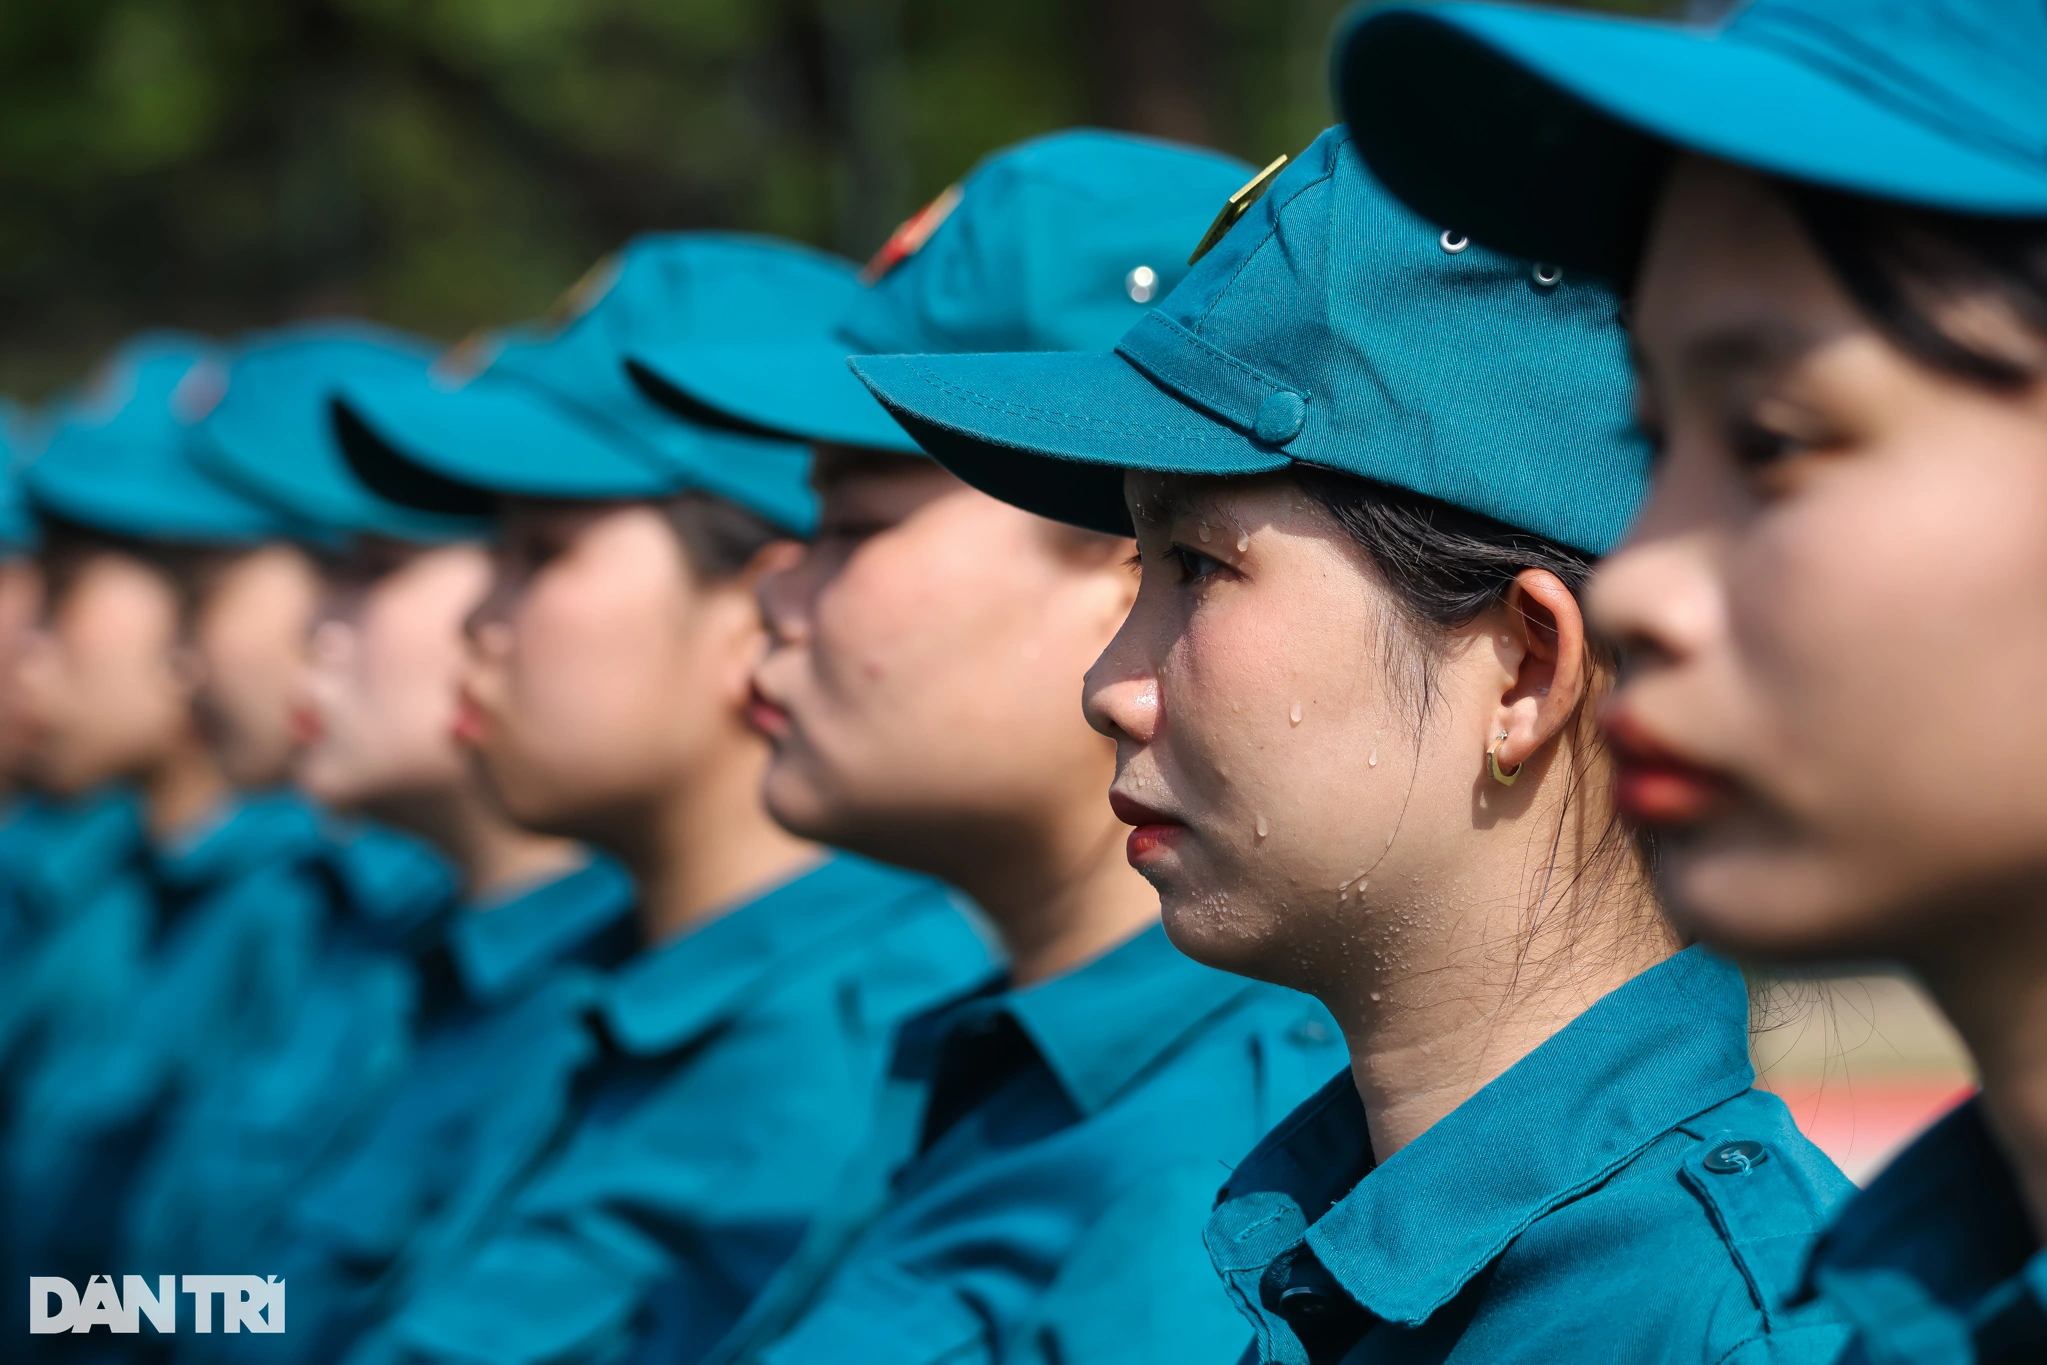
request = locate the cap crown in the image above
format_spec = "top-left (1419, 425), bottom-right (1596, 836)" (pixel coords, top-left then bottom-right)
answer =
top-left (838, 130), bottom-right (1253, 357)
top-left (31, 333), bottom-right (305, 543)
top-left (1117, 126), bottom-right (1646, 553)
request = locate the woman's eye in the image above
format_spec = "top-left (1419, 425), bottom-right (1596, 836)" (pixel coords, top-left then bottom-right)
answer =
top-left (1168, 544), bottom-right (1223, 583)
top-left (1729, 418), bottom-right (1800, 469)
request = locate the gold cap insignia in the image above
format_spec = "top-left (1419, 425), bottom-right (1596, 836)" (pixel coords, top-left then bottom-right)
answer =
top-left (1187, 154), bottom-right (1290, 267)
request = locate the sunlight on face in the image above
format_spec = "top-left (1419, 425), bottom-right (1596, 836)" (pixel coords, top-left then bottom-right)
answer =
top-left (1083, 472), bottom-right (1530, 995)
top-left (190, 544), bottom-right (320, 789)
top-left (1591, 155), bottom-right (2047, 960)
top-left (459, 502), bottom-right (755, 838)
top-left (752, 449), bottom-right (1134, 874)
top-left (296, 541), bottom-right (488, 813)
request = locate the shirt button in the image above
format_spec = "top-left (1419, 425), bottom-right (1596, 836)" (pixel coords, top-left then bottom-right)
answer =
top-left (1279, 1285), bottom-right (1335, 1320)
top-left (1703, 1139), bottom-right (1770, 1175)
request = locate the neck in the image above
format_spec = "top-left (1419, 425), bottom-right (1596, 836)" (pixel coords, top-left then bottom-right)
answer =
top-left (1325, 779), bottom-right (1673, 1160)
top-left (613, 737), bottom-right (821, 946)
top-left (367, 782), bottom-right (586, 904)
top-left (1916, 900), bottom-right (2047, 1237)
top-left (908, 800), bottom-right (1157, 989)
top-left (142, 733), bottom-right (234, 844)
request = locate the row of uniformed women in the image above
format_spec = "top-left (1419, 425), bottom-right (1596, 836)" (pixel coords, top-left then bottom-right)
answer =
top-left (0, 0), bottom-right (2032, 1362)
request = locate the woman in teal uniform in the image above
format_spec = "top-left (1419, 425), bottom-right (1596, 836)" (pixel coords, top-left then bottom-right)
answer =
top-left (851, 124), bottom-right (1853, 1362)
top-left (1334, 1), bottom-right (2047, 1360)
top-left (635, 131), bottom-right (1347, 1365)
top-left (321, 232), bottom-right (992, 1365)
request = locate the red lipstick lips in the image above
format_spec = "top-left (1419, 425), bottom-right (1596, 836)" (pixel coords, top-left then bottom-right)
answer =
top-left (1601, 709), bottom-right (1737, 827)
top-left (1109, 790), bottom-right (1184, 867)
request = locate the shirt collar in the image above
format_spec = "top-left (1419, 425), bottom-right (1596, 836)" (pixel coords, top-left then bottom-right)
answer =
top-left (1799, 1097), bottom-right (2036, 1309)
top-left (153, 790), bottom-right (325, 896)
top-left (599, 853), bottom-right (945, 1054)
top-left (18, 786), bottom-right (147, 921)
top-left (962, 921), bottom-right (1260, 1117)
top-left (1229, 946), bottom-right (1754, 1329)
top-left (445, 855), bottom-right (636, 1005)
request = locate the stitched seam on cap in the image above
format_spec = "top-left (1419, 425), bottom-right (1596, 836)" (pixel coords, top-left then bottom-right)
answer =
top-left (1193, 144), bottom-right (1341, 331)
top-left (1129, 313), bottom-right (1293, 399)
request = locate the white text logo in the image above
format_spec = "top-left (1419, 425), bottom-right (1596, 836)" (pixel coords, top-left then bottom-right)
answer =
top-left (27, 1275), bottom-right (284, 1334)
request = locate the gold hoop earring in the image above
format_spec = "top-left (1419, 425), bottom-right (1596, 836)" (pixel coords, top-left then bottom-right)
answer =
top-left (1487, 734), bottom-right (1521, 787)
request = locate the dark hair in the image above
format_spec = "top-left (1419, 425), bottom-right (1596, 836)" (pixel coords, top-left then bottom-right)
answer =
top-left (1787, 183), bottom-right (2047, 389)
top-left (1294, 467), bottom-right (1655, 966)
top-left (658, 492), bottom-right (790, 582)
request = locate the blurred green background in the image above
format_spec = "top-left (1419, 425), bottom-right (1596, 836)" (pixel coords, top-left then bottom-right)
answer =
top-left (0, 0), bottom-right (1672, 399)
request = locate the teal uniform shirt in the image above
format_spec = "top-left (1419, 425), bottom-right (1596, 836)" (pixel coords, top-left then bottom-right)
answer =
top-left (0, 787), bottom-right (150, 1088)
top-left (1204, 947), bottom-right (1854, 1364)
top-left (228, 856), bottom-right (639, 1365)
top-left (4, 792), bottom-right (339, 1284)
top-left (707, 924), bottom-right (1345, 1365)
top-left (346, 852), bottom-right (992, 1365)
top-left (1795, 1098), bottom-right (2045, 1363)
top-left (121, 819), bottom-right (458, 1279)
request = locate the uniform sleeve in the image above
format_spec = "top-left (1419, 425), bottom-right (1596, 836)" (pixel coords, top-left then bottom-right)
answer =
top-left (1016, 1160), bottom-right (1253, 1365)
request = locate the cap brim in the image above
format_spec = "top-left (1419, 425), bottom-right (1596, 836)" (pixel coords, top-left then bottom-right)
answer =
top-left (627, 341), bottom-right (923, 454)
top-left (26, 436), bottom-right (301, 545)
top-left (850, 352), bottom-right (1288, 536)
top-left (334, 374), bottom-right (685, 510)
top-left (1338, 3), bottom-right (2047, 280)
top-left (202, 399), bottom-right (488, 545)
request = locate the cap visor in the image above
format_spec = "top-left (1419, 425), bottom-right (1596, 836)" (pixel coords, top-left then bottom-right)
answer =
top-left (335, 374), bottom-right (683, 508)
top-left (1341, 3), bottom-right (2047, 277)
top-left (202, 404), bottom-right (486, 544)
top-left (628, 341), bottom-right (923, 454)
top-left (850, 352), bottom-right (1288, 536)
top-left (27, 439), bottom-right (295, 545)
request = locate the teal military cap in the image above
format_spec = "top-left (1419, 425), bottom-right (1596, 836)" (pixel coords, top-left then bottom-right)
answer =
top-left (625, 130), bottom-right (1256, 454)
top-left (1333, 0), bottom-right (2047, 282)
top-left (335, 234), bottom-right (861, 536)
top-left (0, 398), bottom-right (39, 552)
top-left (27, 333), bottom-right (320, 545)
top-left (853, 126), bottom-right (1647, 556)
top-left (194, 320), bottom-right (483, 543)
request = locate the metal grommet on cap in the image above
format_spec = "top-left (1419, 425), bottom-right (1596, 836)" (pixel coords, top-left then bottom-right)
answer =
top-left (1703, 1139), bottom-right (1769, 1175)
top-left (1125, 265), bottom-right (1160, 303)
top-left (1439, 230), bottom-right (1469, 255)
top-left (1254, 390), bottom-right (1307, 445)
top-left (1532, 262), bottom-right (1563, 287)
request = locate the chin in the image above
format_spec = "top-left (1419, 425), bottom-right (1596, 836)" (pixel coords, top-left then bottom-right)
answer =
top-left (1157, 881), bottom-right (1284, 979)
top-left (1655, 835), bottom-right (1907, 964)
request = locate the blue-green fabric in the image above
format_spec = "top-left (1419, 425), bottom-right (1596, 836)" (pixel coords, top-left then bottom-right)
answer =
top-left (120, 821), bottom-right (458, 1281)
top-left (26, 333), bottom-right (322, 545)
top-left (1334, 0), bottom-right (2047, 282)
top-left (1206, 948), bottom-right (1853, 1364)
top-left (186, 857), bottom-right (639, 1365)
top-left (705, 924), bottom-right (1344, 1365)
top-left (626, 130), bottom-right (1253, 454)
top-left (0, 398), bottom-right (41, 551)
top-left (344, 853), bottom-right (993, 1365)
top-left (194, 320), bottom-right (480, 544)
top-left (334, 234), bottom-right (855, 535)
top-left (1794, 1098), bottom-right (2045, 1364)
top-left (854, 126), bottom-right (1646, 555)
top-left (1, 793), bottom-right (336, 1288)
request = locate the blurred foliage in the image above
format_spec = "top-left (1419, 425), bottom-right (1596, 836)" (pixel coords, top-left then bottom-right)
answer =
top-left (0, 0), bottom-right (1674, 398)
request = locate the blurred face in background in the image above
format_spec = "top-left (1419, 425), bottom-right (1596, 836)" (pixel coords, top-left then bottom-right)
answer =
top-left (752, 448), bottom-right (1137, 879)
top-left (189, 542), bottom-right (320, 789)
top-left (297, 539), bottom-right (489, 818)
top-left (460, 500), bottom-right (771, 843)
top-left (1592, 155), bottom-right (2047, 963)
top-left (0, 556), bottom-right (44, 783)
top-left (17, 547), bottom-right (194, 797)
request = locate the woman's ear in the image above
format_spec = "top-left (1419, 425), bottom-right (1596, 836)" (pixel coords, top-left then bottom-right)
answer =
top-left (1490, 568), bottom-right (1590, 773)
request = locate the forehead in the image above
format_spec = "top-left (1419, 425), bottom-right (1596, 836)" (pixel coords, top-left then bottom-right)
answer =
top-left (1125, 469), bottom-right (1294, 529)
top-left (1633, 157), bottom-right (1865, 374)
